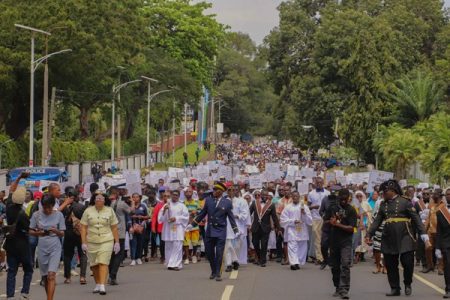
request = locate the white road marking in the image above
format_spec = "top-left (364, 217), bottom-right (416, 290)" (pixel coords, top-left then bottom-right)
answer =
top-left (221, 285), bottom-right (234, 300)
top-left (413, 273), bottom-right (445, 295)
top-left (229, 270), bottom-right (238, 280)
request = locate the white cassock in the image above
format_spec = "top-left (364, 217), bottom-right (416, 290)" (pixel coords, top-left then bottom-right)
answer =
top-left (280, 203), bottom-right (312, 266)
top-left (158, 201), bottom-right (189, 269)
top-left (225, 197), bottom-right (250, 265)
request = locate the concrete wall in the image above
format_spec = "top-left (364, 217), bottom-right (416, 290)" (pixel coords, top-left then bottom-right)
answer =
top-left (0, 169), bottom-right (7, 192)
top-left (67, 163), bottom-right (80, 185)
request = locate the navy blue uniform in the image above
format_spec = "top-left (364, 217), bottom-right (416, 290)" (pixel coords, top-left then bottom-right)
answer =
top-left (194, 195), bottom-right (238, 277)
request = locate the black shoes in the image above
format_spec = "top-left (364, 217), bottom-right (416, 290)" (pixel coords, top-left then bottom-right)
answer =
top-left (320, 263), bottom-right (327, 270)
top-left (260, 263), bottom-right (266, 267)
top-left (225, 266), bottom-right (233, 272)
top-left (386, 289), bottom-right (401, 296)
top-left (108, 278), bottom-right (118, 286)
top-left (290, 265), bottom-right (297, 271)
top-left (209, 273), bottom-right (216, 280)
top-left (340, 293), bottom-right (349, 299)
top-left (232, 261), bottom-right (240, 270)
top-left (295, 264), bottom-right (300, 270)
top-left (444, 292), bottom-right (450, 298)
top-left (405, 286), bottom-right (412, 296)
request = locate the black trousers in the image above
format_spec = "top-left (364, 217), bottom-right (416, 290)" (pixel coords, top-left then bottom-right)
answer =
top-left (384, 251), bottom-right (415, 290)
top-left (63, 232), bottom-right (87, 279)
top-left (416, 238), bottom-right (426, 266)
top-left (252, 229), bottom-right (270, 264)
top-left (330, 243), bottom-right (352, 293)
top-left (276, 229), bottom-right (284, 259)
top-left (442, 248), bottom-right (450, 293)
top-left (321, 231), bottom-right (330, 265)
top-left (151, 232), bottom-right (165, 259)
top-left (205, 236), bottom-right (226, 276)
top-left (142, 225), bottom-right (151, 258)
top-left (108, 239), bottom-right (125, 280)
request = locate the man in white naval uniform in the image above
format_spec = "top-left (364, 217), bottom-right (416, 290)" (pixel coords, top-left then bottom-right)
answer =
top-left (281, 191), bottom-right (313, 270)
top-left (158, 190), bottom-right (189, 271)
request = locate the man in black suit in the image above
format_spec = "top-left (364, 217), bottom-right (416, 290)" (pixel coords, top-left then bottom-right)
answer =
top-left (249, 190), bottom-right (280, 267)
top-left (436, 188), bottom-right (450, 298)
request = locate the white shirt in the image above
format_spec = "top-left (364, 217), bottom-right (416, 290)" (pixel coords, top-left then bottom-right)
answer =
top-left (308, 189), bottom-right (330, 220)
top-left (158, 201), bottom-right (189, 241)
top-left (280, 203), bottom-right (312, 242)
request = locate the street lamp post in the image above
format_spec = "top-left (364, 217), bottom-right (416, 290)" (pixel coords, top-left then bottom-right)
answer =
top-left (0, 139), bottom-right (13, 170)
top-left (111, 79), bottom-right (142, 167)
top-left (15, 24), bottom-right (51, 167)
top-left (141, 76), bottom-right (158, 166)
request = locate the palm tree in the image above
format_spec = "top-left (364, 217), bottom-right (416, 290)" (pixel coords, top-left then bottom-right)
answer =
top-left (385, 70), bottom-right (445, 127)
top-left (374, 124), bottom-right (422, 179)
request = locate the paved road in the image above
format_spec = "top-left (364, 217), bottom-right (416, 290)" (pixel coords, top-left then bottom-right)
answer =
top-left (0, 257), bottom-right (446, 300)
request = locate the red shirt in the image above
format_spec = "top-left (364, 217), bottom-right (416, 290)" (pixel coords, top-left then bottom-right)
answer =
top-left (151, 201), bottom-right (165, 233)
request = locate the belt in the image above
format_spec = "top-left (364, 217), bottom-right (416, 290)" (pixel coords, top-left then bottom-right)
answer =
top-left (385, 217), bottom-right (410, 223)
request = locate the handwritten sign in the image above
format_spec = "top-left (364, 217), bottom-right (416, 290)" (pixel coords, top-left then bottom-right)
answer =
top-left (297, 182), bottom-right (309, 196)
top-left (367, 170), bottom-right (394, 192)
top-left (249, 174), bottom-right (262, 189)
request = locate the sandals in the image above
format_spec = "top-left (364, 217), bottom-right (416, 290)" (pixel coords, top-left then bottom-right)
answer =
top-left (80, 277), bottom-right (87, 285)
top-left (64, 278), bottom-right (71, 284)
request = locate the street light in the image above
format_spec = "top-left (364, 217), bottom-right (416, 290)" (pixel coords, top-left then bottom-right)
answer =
top-left (38, 48), bottom-right (72, 166)
top-left (141, 76), bottom-right (173, 167)
top-left (0, 139), bottom-right (13, 170)
top-left (15, 24), bottom-right (50, 167)
top-left (111, 79), bottom-right (142, 166)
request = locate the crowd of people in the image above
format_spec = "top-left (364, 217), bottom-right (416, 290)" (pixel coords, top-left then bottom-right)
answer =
top-left (0, 141), bottom-right (449, 300)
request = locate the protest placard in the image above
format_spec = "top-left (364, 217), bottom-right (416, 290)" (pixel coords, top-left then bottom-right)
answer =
top-left (249, 174), bottom-right (262, 189)
top-left (367, 170), bottom-right (394, 192)
top-left (297, 182), bottom-right (309, 195)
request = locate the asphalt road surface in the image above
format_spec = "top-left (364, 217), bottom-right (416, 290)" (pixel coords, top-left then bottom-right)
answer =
top-left (0, 257), bottom-right (446, 300)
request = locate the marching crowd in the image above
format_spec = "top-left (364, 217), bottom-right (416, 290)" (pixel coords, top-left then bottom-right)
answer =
top-left (0, 141), bottom-right (450, 300)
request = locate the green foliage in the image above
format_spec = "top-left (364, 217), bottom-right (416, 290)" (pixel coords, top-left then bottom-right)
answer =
top-left (142, 0), bottom-right (225, 87)
top-left (374, 112), bottom-right (450, 184)
top-left (214, 32), bottom-right (277, 135)
top-left (332, 146), bottom-right (358, 161)
top-left (384, 69), bottom-right (446, 127)
top-left (264, 0), bottom-right (448, 159)
top-left (50, 140), bottom-right (100, 163)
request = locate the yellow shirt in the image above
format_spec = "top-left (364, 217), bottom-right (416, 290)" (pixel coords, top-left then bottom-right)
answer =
top-left (80, 206), bottom-right (118, 244)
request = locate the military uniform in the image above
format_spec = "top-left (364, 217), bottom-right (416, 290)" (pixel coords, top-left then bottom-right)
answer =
top-left (193, 194), bottom-right (238, 280)
top-left (436, 205), bottom-right (450, 297)
top-left (369, 195), bottom-right (426, 294)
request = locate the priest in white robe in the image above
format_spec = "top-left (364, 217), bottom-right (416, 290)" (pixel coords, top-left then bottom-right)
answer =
top-left (225, 187), bottom-right (251, 271)
top-left (280, 191), bottom-right (313, 270)
top-left (158, 190), bottom-right (189, 270)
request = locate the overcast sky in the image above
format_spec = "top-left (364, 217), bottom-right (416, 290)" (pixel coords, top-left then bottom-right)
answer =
top-left (200, 0), bottom-right (450, 45)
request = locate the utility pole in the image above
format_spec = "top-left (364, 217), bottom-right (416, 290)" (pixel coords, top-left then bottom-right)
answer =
top-left (172, 100), bottom-right (176, 166)
top-left (184, 103), bottom-right (188, 153)
top-left (41, 37), bottom-right (49, 166)
top-left (117, 92), bottom-right (121, 159)
top-left (48, 87), bottom-right (56, 160)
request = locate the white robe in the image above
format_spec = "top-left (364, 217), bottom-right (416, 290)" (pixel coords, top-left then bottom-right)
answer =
top-left (158, 201), bottom-right (189, 268)
top-left (226, 197), bottom-right (251, 265)
top-left (280, 203), bottom-right (313, 266)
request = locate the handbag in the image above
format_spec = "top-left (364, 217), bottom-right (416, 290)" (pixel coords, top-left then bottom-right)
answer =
top-left (132, 223), bottom-right (144, 234)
